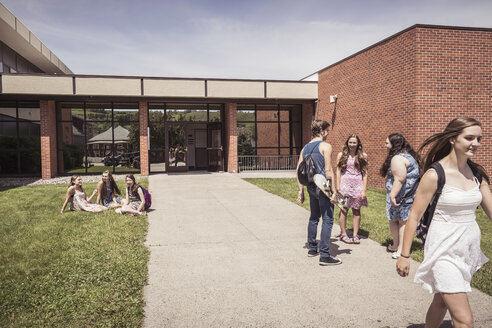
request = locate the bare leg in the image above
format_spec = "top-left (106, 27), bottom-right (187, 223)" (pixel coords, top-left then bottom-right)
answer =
top-left (425, 293), bottom-right (448, 328)
top-left (120, 204), bottom-right (146, 216)
top-left (93, 205), bottom-right (108, 213)
top-left (396, 220), bottom-right (407, 254)
top-left (352, 208), bottom-right (361, 237)
top-left (441, 293), bottom-right (473, 328)
top-left (339, 208), bottom-right (348, 236)
top-left (389, 220), bottom-right (400, 249)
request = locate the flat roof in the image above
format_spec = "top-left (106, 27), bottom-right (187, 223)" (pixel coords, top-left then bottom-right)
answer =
top-left (0, 2), bottom-right (72, 74)
top-left (0, 73), bottom-right (318, 101)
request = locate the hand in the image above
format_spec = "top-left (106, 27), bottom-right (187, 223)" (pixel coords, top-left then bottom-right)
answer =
top-left (361, 191), bottom-right (367, 200)
top-left (60, 209), bottom-right (64, 214)
top-left (296, 191), bottom-right (304, 204)
top-left (92, 188), bottom-right (98, 195)
top-left (390, 195), bottom-right (400, 207)
top-left (330, 193), bottom-right (337, 204)
top-left (396, 257), bottom-right (410, 277)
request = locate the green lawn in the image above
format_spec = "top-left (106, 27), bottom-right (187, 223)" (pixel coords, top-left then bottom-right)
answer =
top-left (244, 178), bottom-right (492, 296)
top-left (0, 180), bottom-right (149, 327)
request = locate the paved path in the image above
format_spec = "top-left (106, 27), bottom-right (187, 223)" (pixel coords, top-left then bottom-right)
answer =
top-left (143, 172), bottom-right (492, 328)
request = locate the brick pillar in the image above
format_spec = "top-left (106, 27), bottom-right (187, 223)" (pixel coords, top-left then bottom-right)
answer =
top-left (139, 101), bottom-right (149, 176)
top-left (224, 103), bottom-right (238, 173)
top-left (40, 100), bottom-right (57, 179)
top-left (302, 103), bottom-right (313, 144)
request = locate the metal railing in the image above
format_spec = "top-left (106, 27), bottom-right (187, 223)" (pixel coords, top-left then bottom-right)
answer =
top-left (238, 155), bottom-right (299, 172)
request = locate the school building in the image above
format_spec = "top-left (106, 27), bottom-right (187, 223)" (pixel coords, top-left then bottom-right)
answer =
top-left (0, 2), bottom-right (490, 189)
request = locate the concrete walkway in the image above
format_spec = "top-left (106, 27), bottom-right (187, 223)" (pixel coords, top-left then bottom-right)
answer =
top-left (143, 172), bottom-right (492, 328)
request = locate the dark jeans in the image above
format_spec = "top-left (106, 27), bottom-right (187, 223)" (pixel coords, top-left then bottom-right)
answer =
top-left (307, 185), bottom-right (334, 258)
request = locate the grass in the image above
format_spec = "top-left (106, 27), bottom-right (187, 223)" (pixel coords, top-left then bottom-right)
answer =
top-left (66, 166), bottom-right (140, 174)
top-left (0, 180), bottom-right (149, 327)
top-left (244, 178), bottom-right (492, 296)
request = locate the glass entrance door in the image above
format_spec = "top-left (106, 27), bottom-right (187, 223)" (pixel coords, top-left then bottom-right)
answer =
top-left (166, 123), bottom-right (187, 172)
top-left (207, 123), bottom-right (223, 171)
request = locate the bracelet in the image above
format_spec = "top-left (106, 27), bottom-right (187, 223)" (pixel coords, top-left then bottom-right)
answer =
top-left (400, 254), bottom-right (410, 259)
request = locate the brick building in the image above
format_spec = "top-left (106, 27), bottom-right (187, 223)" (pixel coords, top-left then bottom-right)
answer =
top-left (0, 1), bottom-right (490, 190)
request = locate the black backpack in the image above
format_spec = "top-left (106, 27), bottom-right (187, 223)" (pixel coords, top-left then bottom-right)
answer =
top-left (416, 162), bottom-right (483, 244)
top-left (297, 141), bottom-right (322, 186)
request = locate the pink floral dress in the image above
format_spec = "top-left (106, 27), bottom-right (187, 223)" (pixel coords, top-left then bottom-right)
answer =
top-left (339, 156), bottom-right (368, 209)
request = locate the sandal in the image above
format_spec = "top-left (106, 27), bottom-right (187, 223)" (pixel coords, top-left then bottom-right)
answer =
top-left (340, 235), bottom-right (353, 244)
top-left (352, 235), bottom-right (360, 244)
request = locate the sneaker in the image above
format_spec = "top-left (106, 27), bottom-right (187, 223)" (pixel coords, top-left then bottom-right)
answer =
top-left (319, 256), bottom-right (342, 266)
top-left (307, 250), bottom-right (319, 257)
top-left (392, 252), bottom-right (400, 259)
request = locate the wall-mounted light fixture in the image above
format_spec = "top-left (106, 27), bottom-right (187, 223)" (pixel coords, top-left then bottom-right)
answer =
top-left (330, 95), bottom-right (338, 104)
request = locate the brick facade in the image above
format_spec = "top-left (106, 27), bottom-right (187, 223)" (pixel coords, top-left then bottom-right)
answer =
top-left (139, 101), bottom-right (149, 176)
top-left (40, 100), bottom-right (57, 179)
top-left (224, 103), bottom-right (238, 172)
top-left (318, 26), bottom-right (491, 190)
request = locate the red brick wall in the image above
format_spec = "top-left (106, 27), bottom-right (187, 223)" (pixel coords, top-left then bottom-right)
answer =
top-left (318, 29), bottom-right (418, 189)
top-left (318, 26), bottom-right (492, 190)
top-left (224, 103), bottom-right (238, 172)
top-left (40, 100), bottom-right (57, 179)
top-left (139, 101), bottom-right (149, 176)
top-left (414, 27), bottom-right (492, 174)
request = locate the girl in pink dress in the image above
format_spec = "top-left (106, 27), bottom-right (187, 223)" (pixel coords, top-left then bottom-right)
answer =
top-left (60, 175), bottom-right (108, 213)
top-left (336, 135), bottom-right (368, 244)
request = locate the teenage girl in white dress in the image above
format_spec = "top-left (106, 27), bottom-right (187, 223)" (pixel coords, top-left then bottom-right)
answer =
top-left (396, 117), bottom-right (491, 328)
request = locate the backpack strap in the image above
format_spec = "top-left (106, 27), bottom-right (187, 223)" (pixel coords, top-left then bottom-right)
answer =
top-left (422, 162), bottom-right (446, 225)
top-left (304, 140), bottom-right (322, 157)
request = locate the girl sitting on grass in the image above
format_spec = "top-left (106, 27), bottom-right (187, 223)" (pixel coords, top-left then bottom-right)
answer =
top-left (96, 170), bottom-right (123, 208)
top-left (60, 175), bottom-right (108, 213)
top-left (336, 134), bottom-right (368, 244)
top-left (116, 174), bottom-right (147, 216)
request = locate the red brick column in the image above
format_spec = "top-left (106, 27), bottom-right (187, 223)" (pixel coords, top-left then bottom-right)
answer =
top-left (139, 101), bottom-right (149, 176)
top-left (302, 103), bottom-right (313, 144)
top-left (224, 103), bottom-right (238, 173)
top-left (40, 100), bottom-right (57, 179)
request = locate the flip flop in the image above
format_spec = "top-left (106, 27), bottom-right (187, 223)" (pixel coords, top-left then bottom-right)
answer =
top-left (352, 235), bottom-right (360, 244)
top-left (340, 235), bottom-right (353, 244)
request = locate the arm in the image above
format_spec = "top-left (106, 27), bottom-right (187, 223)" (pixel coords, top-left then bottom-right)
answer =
top-left (137, 187), bottom-right (146, 213)
top-left (296, 149), bottom-right (305, 204)
top-left (479, 179), bottom-right (492, 221)
top-left (361, 153), bottom-right (368, 200)
top-left (96, 181), bottom-right (103, 204)
top-left (396, 169), bottom-right (438, 277)
top-left (60, 187), bottom-right (75, 213)
top-left (336, 152), bottom-right (342, 191)
top-left (125, 187), bottom-right (130, 205)
top-left (320, 142), bottom-right (336, 201)
top-left (389, 155), bottom-right (408, 206)
top-left (87, 188), bottom-right (97, 203)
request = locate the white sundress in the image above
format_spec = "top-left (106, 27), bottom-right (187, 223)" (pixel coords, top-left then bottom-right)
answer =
top-left (414, 178), bottom-right (489, 293)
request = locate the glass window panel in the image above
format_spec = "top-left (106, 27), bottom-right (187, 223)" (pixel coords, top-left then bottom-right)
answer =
top-left (0, 151), bottom-right (18, 174)
top-left (166, 108), bottom-right (207, 122)
top-left (150, 151), bottom-right (166, 173)
top-left (279, 109), bottom-right (290, 121)
top-left (292, 122), bottom-right (302, 150)
top-left (290, 105), bottom-right (302, 122)
top-left (113, 122), bottom-right (140, 170)
top-left (18, 106), bottom-right (40, 121)
top-left (209, 109), bottom-right (221, 122)
top-left (150, 123), bottom-right (165, 150)
top-left (113, 102), bottom-right (139, 122)
top-left (168, 124), bottom-right (187, 167)
top-left (57, 123), bottom-right (85, 174)
top-left (20, 151), bottom-right (41, 174)
top-left (149, 103), bottom-right (165, 122)
top-left (85, 103), bottom-right (112, 121)
top-left (59, 102), bottom-right (84, 121)
top-left (0, 102), bottom-right (17, 121)
top-left (256, 148), bottom-right (278, 155)
top-left (238, 123), bottom-right (256, 155)
top-left (0, 122), bottom-right (18, 149)
top-left (17, 56), bottom-right (29, 73)
top-left (86, 122), bottom-right (112, 166)
top-left (18, 125), bottom-right (40, 150)
top-left (256, 105), bottom-right (278, 121)
top-left (256, 122), bottom-right (278, 147)
top-left (279, 123), bottom-right (290, 147)
top-left (237, 110), bottom-right (255, 122)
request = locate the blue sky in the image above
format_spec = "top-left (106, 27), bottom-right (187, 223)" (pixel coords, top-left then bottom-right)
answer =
top-left (3, 0), bottom-right (492, 80)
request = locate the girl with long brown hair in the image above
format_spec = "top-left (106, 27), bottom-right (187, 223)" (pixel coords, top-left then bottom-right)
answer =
top-left (96, 170), bottom-right (123, 208)
top-left (397, 117), bottom-right (491, 328)
top-left (380, 133), bottom-right (420, 259)
top-left (336, 134), bottom-right (368, 244)
top-left (117, 174), bottom-right (147, 216)
top-left (60, 175), bottom-right (107, 213)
